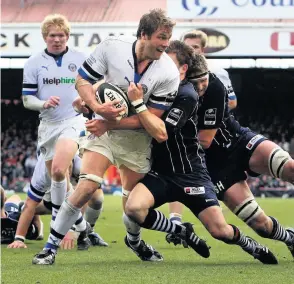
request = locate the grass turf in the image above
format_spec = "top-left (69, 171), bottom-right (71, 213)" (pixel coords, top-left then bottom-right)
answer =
top-left (1, 196), bottom-right (293, 284)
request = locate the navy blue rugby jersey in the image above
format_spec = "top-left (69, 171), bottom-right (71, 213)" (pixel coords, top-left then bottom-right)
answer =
top-left (151, 79), bottom-right (206, 175)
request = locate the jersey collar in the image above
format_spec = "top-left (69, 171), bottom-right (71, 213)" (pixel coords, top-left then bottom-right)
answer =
top-left (45, 46), bottom-right (69, 59)
top-left (132, 40), bottom-right (153, 83)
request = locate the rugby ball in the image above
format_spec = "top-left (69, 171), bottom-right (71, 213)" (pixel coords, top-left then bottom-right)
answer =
top-left (96, 82), bottom-right (129, 120)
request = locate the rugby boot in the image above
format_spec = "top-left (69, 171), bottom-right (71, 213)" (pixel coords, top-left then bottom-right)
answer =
top-left (32, 249), bottom-right (56, 265)
top-left (176, 222), bottom-right (210, 258)
top-left (242, 236), bottom-right (278, 264)
top-left (124, 236), bottom-right (163, 261)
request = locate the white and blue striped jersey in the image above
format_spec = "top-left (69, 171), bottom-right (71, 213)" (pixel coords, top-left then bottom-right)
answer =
top-left (78, 36), bottom-right (180, 112)
top-left (22, 47), bottom-right (86, 122)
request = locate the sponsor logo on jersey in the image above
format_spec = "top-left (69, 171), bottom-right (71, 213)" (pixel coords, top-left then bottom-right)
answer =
top-left (68, 63), bottom-right (77, 72)
top-left (204, 108), bottom-right (217, 125)
top-left (246, 134), bottom-right (264, 150)
top-left (166, 108), bottom-right (183, 126)
top-left (184, 186), bottom-right (205, 195)
top-left (43, 77), bottom-right (75, 85)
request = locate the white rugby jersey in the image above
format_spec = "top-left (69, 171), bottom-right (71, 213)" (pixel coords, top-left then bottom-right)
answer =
top-left (209, 65), bottom-right (236, 101)
top-left (79, 36), bottom-right (180, 112)
top-left (22, 47), bottom-right (86, 122)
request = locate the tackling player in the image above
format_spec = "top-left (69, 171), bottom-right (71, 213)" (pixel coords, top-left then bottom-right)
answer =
top-left (167, 53), bottom-right (294, 260)
top-left (33, 9), bottom-right (180, 265)
top-left (169, 30), bottom-right (237, 227)
top-left (124, 41), bottom-right (277, 264)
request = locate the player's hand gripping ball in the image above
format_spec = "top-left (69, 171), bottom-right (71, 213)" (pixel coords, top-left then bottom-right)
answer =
top-left (96, 82), bottom-right (130, 121)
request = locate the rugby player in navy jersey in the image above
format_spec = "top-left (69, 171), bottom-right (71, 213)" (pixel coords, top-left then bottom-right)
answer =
top-left (124, 41), bottom-right (277, 263)
top-left (167, 53), bottom-right (294, 261)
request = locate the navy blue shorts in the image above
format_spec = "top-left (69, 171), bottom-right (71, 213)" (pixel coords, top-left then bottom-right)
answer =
top-left (205, 128), bottom-right (267, 200)
top-left (140, 170), bottom-right (219, 217)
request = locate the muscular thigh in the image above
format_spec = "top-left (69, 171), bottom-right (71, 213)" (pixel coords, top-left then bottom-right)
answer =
top-left (249, 140), bottom-right (281, 176)
top-left (81, 150), bottom-right (112, 177)
top-left (222, 180), bottom-right (254, 211)
top-left (140, 172), bottom-right (171, 209)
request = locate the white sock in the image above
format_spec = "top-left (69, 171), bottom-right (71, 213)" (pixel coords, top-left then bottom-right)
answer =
top-left (51, 179), bottom-right (67, 222)
top-left (123, 213), bottom-right (141, 249)
top-left (52, 199), bottom-right (81, 236)
top-left (74, 212), bottom-right (87, 232)
top-left (84, 206), bottom-right (102, 228)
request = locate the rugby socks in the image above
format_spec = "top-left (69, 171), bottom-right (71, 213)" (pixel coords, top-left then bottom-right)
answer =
top-left (84, 206), bottom-right (102, 228)
top-left (169, 212), bottom-right (182, 225)
top-left (269, 216), bottom-right (293, 245)
top-left (123, 213), bottom-right (141, 249)
top-left (51, 179), bottom-right (67, 223)
top-left (140, 209), bottom-right (183, 234)
top-left (45, 199), bottom-right (81, 253)
top-left (229, 225), bottom-right (256, 253)
top-left (74, 213), bottom-right (87, 232)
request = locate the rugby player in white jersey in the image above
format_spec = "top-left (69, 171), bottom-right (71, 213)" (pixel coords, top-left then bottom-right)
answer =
top-left (22, 14), bottom-right (122, 250)
top-left (32, 9), bottom-right (180, 265)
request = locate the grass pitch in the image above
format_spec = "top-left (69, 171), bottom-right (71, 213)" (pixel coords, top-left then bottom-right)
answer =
top-left (1, 196), bottom-right (293, 284)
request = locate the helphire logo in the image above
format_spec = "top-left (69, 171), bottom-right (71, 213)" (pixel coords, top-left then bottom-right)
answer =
top-left (43, 77), bottom-right (76, 85)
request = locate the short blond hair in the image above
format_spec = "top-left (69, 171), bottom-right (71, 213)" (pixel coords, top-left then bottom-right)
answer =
top-left (41, 14), bottom-right (70, 39)
top-left (182, 30), bottom-right (208, 49)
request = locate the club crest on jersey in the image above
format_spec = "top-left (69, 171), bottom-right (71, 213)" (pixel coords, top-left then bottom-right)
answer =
top-left (246, 134), bottom-right (264, 150)
top-left (165, 108), bottom-right (183, 126)
top-left (68, 63), bottom-right (77, 72)
top-left (204, 108), bottom-right (217, 125)
top-left (184, 187), bottom-right (205, 195)
top-left (141, 84), bottom-right (148, 94)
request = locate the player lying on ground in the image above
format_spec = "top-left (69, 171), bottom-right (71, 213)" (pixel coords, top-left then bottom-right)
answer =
top-left (1, 186), bottom-right (43, 244)
top-left (167, 52), bottom-right (294, 260)
top-left (32, 9), bottom-right (180, 265)
top-left (7, 153), bottom-right (107, 249)
top-left (124, 42), bottom-right (277, 264)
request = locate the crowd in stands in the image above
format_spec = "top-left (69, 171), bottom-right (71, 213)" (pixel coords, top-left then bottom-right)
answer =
top-left (1, 99), bottom-right (293, 195)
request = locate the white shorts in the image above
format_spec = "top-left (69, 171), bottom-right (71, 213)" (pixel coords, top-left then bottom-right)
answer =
top-left (38, 115), bottom-right (85, 161)
top-left (81, 130), bottom-right (152, 174)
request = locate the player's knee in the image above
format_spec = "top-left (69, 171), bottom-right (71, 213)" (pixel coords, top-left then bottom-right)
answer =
top-left (51, 165), bottom-right (66, 181)
top-left (268, 147), bottom-right (292, 179)
top-left (233, 197), bottom-right (264, 224)
top-left (124, 201), bottom-right (142, 221)
top-left (89, 191), bottom-right (104, 210)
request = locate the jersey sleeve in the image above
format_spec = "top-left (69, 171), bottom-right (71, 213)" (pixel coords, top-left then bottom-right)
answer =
top-left (214, 68), bottom-right (236, 101)
top-left (147, 75), bottom-right (180, 111)
top-left (163, 87), bottom-right (198, 133)
top-left (78, 39), bottom-right (108, 83)
top-left (197, 80), bottom-right (226, 130)
top-left (22, 58), bottom-right (38, 96)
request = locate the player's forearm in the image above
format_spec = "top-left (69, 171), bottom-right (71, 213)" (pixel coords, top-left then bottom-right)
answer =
top-left (107, 115), bottom-right (142, 130)
top-left (15, 202), bottom-right (37, 238)
top-left (76, 84), bottom-right (101, 114)
top-left (137, 110), bottom-right (168, 143)
top-left (22, 95), bottom-right (46, 111)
